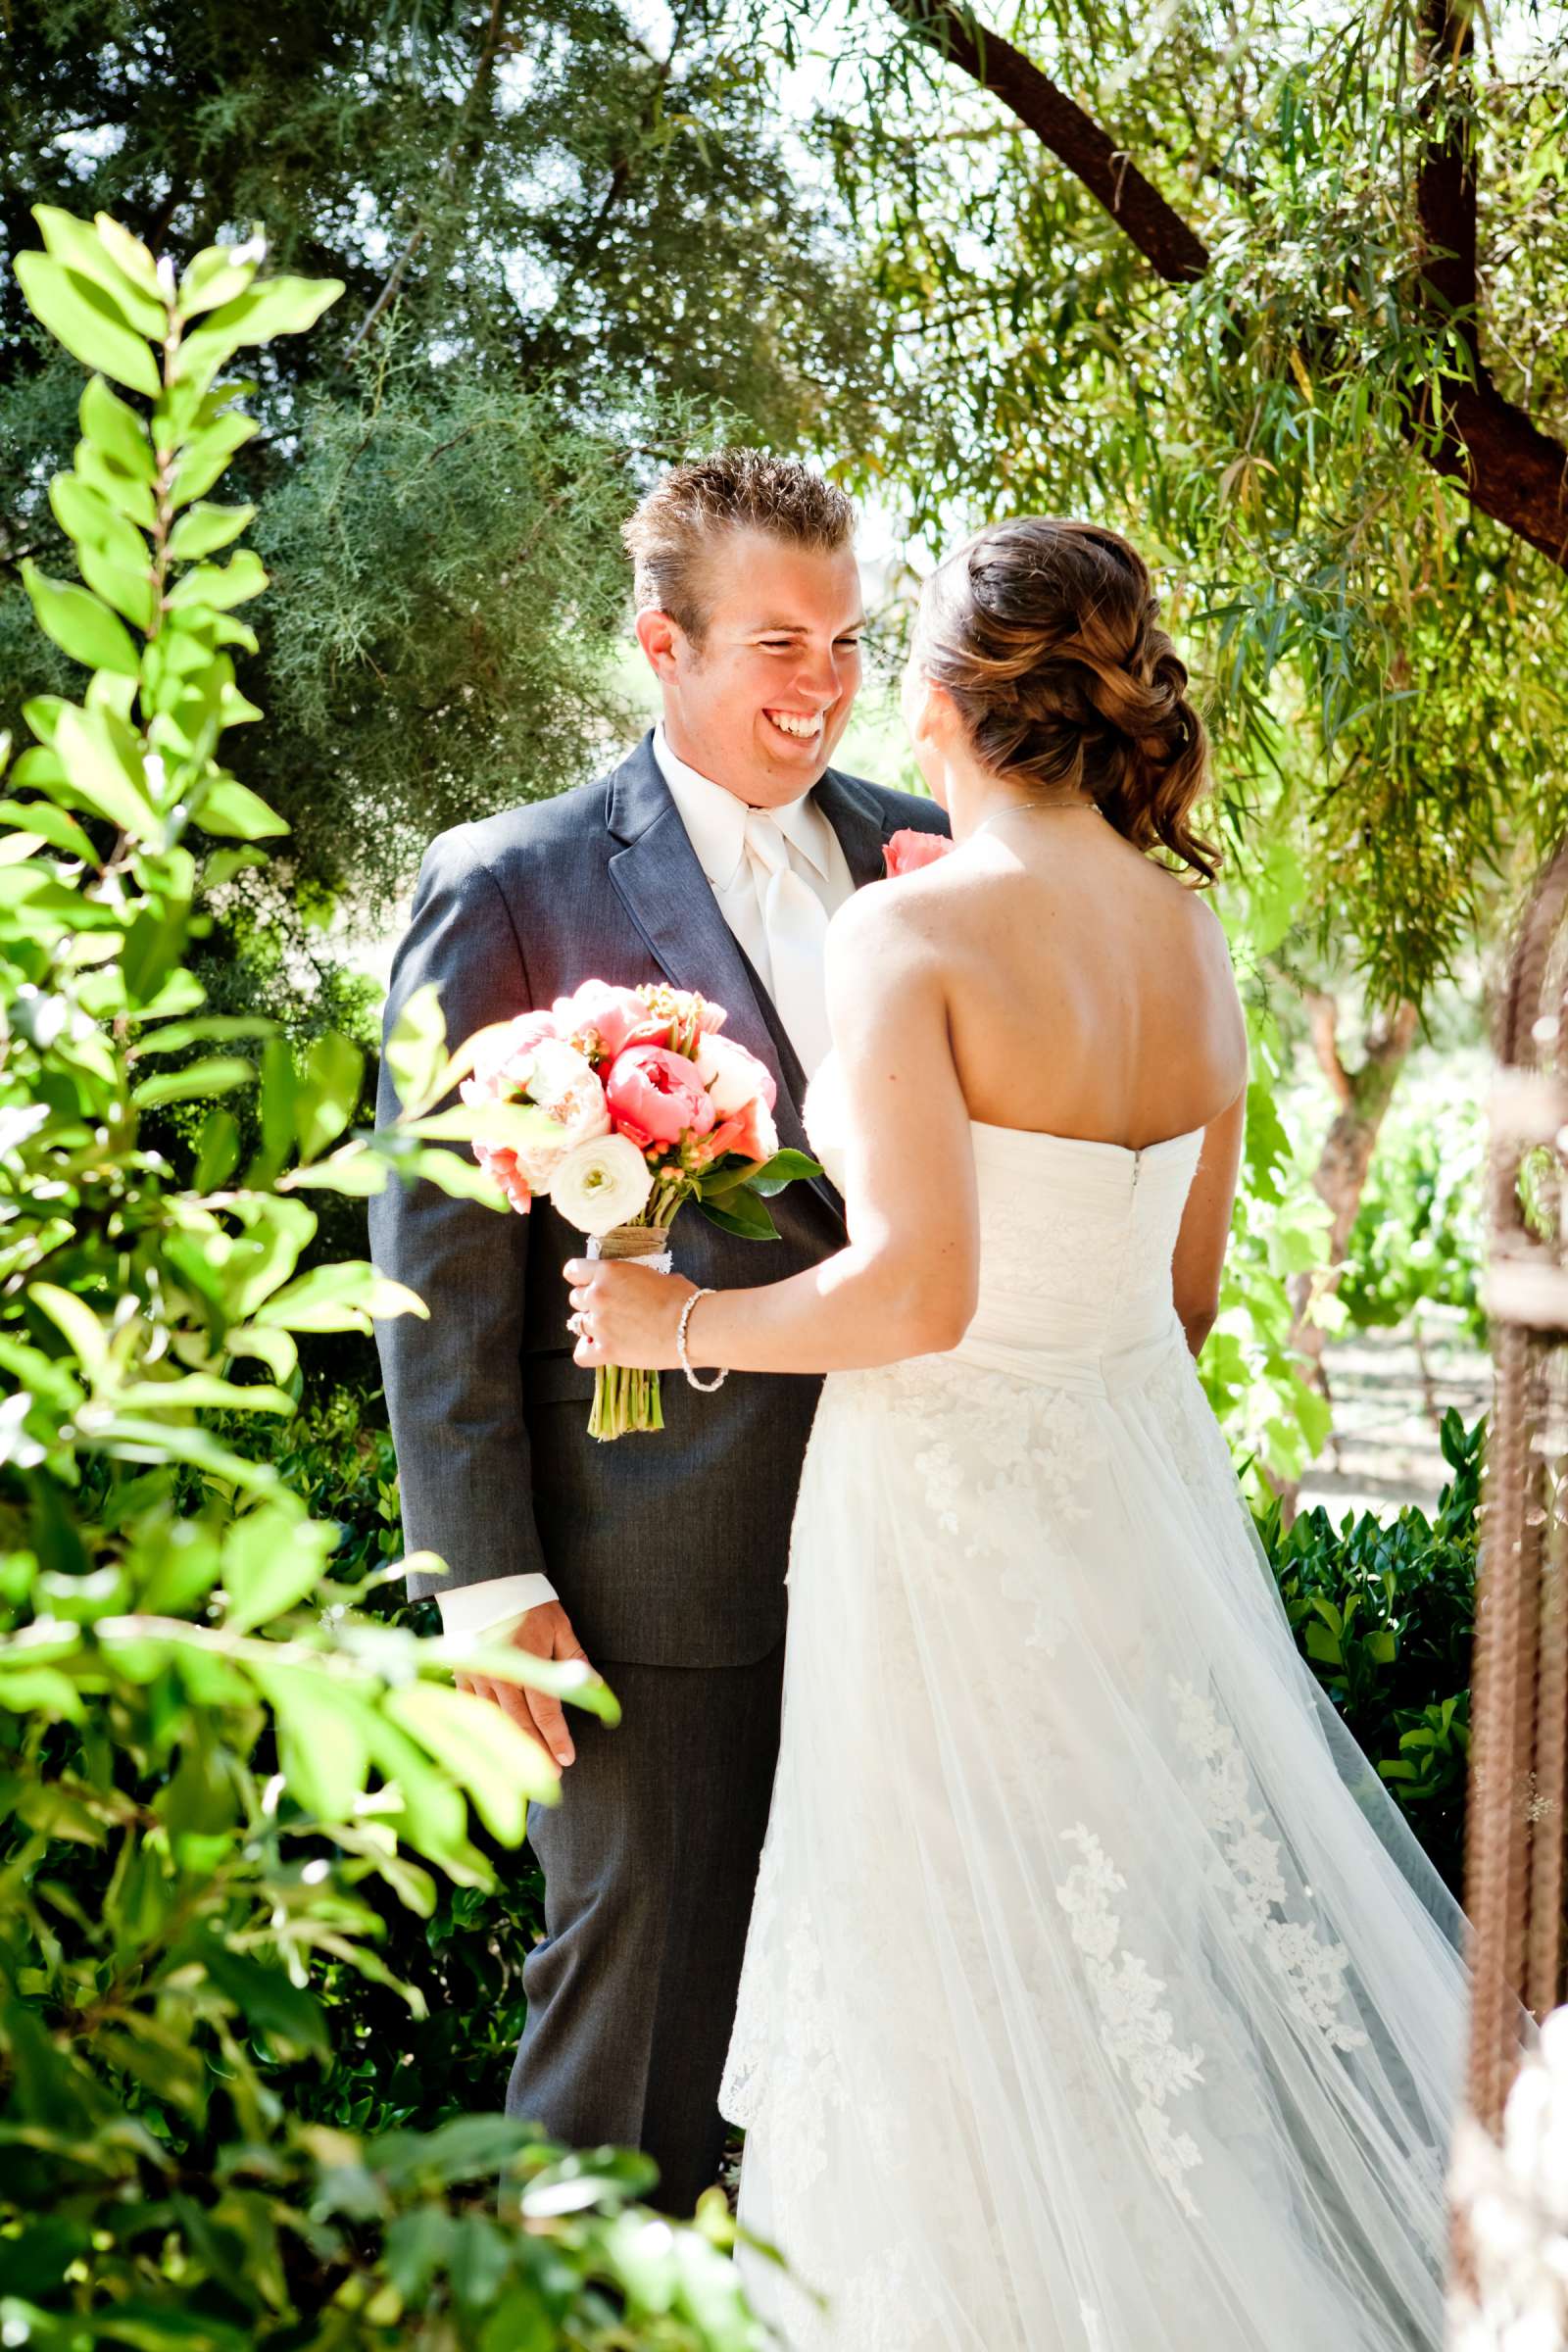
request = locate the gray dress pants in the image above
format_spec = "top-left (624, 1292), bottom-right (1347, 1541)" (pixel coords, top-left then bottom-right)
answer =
top-left (506, 1638), bottom-right (787, 2216)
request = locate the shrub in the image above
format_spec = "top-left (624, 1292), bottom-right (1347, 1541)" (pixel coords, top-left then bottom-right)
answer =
top-left (0, 204), bottom-right (764, 2345)
top-left (1257, 1409), bottom-right (1481, 1898)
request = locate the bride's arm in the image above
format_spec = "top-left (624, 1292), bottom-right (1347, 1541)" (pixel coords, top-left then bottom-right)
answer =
top-left (564, 884), bottom-right (981, 1377)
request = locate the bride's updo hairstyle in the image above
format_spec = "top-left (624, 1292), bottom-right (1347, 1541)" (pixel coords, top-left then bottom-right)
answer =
top-left (916, 517), bottom-right (1219, 885)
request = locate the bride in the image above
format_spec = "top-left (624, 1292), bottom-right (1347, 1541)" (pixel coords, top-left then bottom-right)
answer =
top-left (564, 517), bottom-right (1467, 2349)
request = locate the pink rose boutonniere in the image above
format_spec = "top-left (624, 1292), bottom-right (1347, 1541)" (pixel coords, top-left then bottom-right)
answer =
top-left (461, 980), bottom-right (820, 1440)
top-left (884, 826), bottom-right (955, 877)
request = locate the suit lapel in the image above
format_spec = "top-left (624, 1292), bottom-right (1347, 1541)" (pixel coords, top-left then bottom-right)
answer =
top-left (811, 765), bottom-right (896, 892)
top-left (606, 736), bottom-right (815, 1162)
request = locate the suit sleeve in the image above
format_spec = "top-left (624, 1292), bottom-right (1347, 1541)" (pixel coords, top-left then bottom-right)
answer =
top-left (368, 828), bottom-right (555, 1605)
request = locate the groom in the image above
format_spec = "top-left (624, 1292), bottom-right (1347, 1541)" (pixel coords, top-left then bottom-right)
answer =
top-left (368, 450), bottom-right (948, 2213)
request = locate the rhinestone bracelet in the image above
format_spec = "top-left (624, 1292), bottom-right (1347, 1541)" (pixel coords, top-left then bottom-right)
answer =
top-left (677, 1287), bottom-right (727, 1393)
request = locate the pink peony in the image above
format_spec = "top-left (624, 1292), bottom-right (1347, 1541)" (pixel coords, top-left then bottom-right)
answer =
top-left (884, 827), bottom-right (954, 877)
top-left (466, 1009), bottom-right (558, 1094)
top-left (478, 1148), bottom-right (536, 1214)
top-left (553, 979), bottom-right (662, 1062)
top-left (695, 1030), bottom-right (777, 1117)
top-left (605, 1042), bottom-right (717, 1150)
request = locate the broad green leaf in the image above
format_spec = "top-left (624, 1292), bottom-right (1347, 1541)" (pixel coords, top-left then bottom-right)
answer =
top-left (387, 1682), bottom-right (560, 1836)
top-left (384, 981), bottom-right (449, 1117)
top-left (29, 702), bottom-right (150, 842)
top-left (177, 239), bottom-right (263, 319)
top-left (404, 1146), bottom-right (507, 1206)
top-left (295, 1029), bottom-right (365, 1161)
top-left (254, 1661), bottom-right (373, 1820)
top-left (174, 273), bottom-right (344, 388)
top-left (133, 1015), bottom-right (277, 1055)
top-left (34, 205), bottom-right (167, 335)
top-left (255, 1262), bottom-right (427, 1334)
top-left (79, 372), bottom-right (156, 480)
top-left (113, 1373), bottom-right (294, 1414)
top-left (48, 471), bottom-right (149, 573)
top-left (27, 1283), bottom-right (111, 1381)
top-left (131, 1055), bottom-right (254, 1108)
top-left (222, 1502), bottom-right (336, 1633)
top-left (280, 1148), bottom-right (389, 1197)
top-left (194, 775), bottom-right (287, 840)
top-left (169, 411), bottom-right (259, 508)
top-left (0, 801), bottom-right (93, 859)
top-left (14, 251), bottom-right (160, 395)
top-left (74, 435), bottom-right (159, 528)
top-left (21, 564), bottom-right (140, 677)
top-left (194, 1106), bottom-right (241, 1191)
top-left (697, 1188), bottom-right (780, 1242)
top-left (744, 1147), bottom-right (823, 1197)
top-left (75, 543), bottom-right (156, 633)
top-left (192, 1934), bottom-right (329, 2054)
top-left (165, 549), bottom-right (268, 612)
top-left (93, 213), bottom-right (162, 298)
top-left (167, 501), bottom-right (256, 562)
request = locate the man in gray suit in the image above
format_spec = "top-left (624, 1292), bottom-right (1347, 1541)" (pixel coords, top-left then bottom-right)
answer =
top-left (368, 450), bottom-right (949, 2214)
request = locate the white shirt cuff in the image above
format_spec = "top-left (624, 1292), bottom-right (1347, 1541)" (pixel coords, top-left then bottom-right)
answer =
top-left (436, 1572), bottom-right (558, 1640)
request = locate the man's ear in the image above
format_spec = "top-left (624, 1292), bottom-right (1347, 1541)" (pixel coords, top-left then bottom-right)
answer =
top-left (635, 606), bottom-right (684, 680)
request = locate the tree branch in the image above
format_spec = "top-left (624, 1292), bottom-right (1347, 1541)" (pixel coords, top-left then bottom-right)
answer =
top-left (884, 0), bottom-right (1209, 284)
top-left (1411, 0), bottom-right (1568, 566)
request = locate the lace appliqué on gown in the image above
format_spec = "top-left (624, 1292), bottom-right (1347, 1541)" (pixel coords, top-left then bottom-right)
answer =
top-left (1056, 1825), bottom-right (1207, 2217)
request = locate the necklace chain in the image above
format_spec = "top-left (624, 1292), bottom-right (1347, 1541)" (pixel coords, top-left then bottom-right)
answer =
top-left (973, 797), bottom-right (1102, 839)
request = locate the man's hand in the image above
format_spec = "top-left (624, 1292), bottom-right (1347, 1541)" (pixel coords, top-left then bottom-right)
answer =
top-left (456, 1600), bottom-right (593, 1774)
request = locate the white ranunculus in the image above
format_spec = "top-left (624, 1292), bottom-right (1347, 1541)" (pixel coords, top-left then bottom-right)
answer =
top-left (748, 1098), bottom-right (780, 1162)
top-left (549, 1132), bottom-right (655, 1237)
top-left (695, 1030), bottom-right (772, 1116)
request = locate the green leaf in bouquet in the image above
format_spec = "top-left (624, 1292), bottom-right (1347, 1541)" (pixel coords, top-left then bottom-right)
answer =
top-left (21, 566), bottom-right (141, 679)
top-left (697, 1187), bottom-right (780, 1242)
top-left (13, 251), bottom-right (161, 396)
top-left (740, 1147), bottom-right (824, 1198)
top-left (167, 501), bottom-right (257, 563)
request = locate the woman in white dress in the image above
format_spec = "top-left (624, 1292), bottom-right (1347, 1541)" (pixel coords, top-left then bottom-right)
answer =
top-left (565, 517), bottom-right (1466, 2349)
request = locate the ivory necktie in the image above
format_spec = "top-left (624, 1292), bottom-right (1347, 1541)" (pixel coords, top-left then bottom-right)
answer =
top-left (742, 805), bottom-right (834, 1082)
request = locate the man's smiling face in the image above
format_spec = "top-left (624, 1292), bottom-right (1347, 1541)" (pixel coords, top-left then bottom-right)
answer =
top-left (635, 524), bottom-right (864, 808)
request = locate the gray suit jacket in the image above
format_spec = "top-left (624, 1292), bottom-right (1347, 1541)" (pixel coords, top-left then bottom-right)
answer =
top-left (368, 731), bottom-right (949, 1669)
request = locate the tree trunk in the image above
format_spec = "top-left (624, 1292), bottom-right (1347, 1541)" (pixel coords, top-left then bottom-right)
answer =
top-left (1278, 994), bottom-right (1420, 1515)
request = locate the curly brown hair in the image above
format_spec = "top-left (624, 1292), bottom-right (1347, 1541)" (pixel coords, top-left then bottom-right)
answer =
top-left (917, 517), bottom-right (1219, 885)
top-left (621, 450), bottom-right (856, 645)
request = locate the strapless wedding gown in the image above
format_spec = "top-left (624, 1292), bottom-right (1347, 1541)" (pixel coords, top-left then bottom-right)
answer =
top-left (718, 1056), bottom-right (1467, 2350)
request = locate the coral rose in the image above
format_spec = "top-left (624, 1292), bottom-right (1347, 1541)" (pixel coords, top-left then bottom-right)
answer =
top-left (605, 1043), bottom-right (716, 1150)
top-left (884, 827), bottom-right (954, 877)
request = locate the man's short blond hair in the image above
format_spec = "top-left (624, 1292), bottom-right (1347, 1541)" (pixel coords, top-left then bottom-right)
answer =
top-left (621, 450), bottom-right (856, 644)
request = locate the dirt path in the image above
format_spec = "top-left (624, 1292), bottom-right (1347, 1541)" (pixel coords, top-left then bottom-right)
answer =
top-left (1294, 1306), bottom-right (1490, 1522)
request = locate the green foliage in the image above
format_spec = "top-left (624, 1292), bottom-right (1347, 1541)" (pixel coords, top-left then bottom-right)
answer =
top-left (0, 205), bottom-right (768, 2344)
top-left (1259, 1410), bottom-right (1482, 1897)
top-left (1, 0), bottom-right (880, 935)
top-left (1337, 1064), bottom-right (1486, 1339)
top-left (775, 0), bottom-right (1568, 1004)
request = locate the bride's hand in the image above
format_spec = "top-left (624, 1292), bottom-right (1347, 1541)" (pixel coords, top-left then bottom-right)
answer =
top-left (564, 1257), bottom-right (698, 1369)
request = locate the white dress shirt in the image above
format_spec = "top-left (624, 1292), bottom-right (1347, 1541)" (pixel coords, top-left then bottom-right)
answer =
top-left (436, 725), bottom-right (856, 1645)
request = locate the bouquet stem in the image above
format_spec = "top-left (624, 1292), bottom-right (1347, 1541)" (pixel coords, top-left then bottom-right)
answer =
top-left (585, 1221), bottom-right (672, 1441)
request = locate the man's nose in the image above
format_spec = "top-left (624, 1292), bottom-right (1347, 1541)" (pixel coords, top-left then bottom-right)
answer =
top-left (795, 642), bottom-right (851, 705)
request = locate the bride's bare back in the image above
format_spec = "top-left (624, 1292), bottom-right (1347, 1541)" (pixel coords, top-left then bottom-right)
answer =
top-left (916, 814), bottom-right (1247, 1149)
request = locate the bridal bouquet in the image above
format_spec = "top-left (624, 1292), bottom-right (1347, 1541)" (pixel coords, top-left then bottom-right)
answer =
top-left (461, 979), bottom-right (819, 1440)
